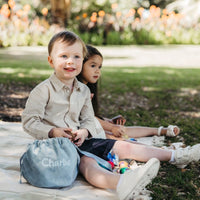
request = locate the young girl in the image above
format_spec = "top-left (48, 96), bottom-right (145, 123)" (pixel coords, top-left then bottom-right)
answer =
top-left (77, 45), bottom-right (180, 140)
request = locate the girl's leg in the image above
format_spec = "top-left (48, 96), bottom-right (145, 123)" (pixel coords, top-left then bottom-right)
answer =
top-left (124, 126), bottom-right (180, 138)
top-left (79, 155), bottom-right (119, 189)
top-left (112, 141), bottom-right (172, 162)
top-left (112, 141), bottom-right (200, 168)
top-left (125, 126), bottom-right (158, 138)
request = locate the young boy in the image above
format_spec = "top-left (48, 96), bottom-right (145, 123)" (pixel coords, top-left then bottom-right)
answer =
top-left (22, 31), bottom-right (160, 200)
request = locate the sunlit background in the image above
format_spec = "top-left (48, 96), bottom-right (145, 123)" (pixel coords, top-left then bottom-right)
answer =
top-left (0, 0), bottom-right (200, 47)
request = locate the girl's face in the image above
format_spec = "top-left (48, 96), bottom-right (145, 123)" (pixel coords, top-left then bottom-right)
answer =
top-left (82, 55), bottom-right (103, 84)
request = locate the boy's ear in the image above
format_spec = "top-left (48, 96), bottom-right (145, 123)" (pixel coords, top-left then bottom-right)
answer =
top-left (48, 56), bottom-right (54, 68)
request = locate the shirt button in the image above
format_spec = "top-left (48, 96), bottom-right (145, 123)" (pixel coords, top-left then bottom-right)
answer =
top-left (64, 87), bottom-right (69, 92)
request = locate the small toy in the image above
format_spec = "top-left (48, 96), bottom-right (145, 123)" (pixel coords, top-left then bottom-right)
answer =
top-left (129, 138), bottom-right (137, 142)
top-left (118, 161), bottom-right (130, 174)
top-left (107, 151), bottom-right (119, 166)
top-left (108, 161), bottom-right (115, 169)
top-left (119, 167), bottom-right (129, 174)
top-left (119, 161), bottom-right (129, 168)
top-left (65, 130), bottom-right (76, 141)
top-left (122, 134), bottom-right (129, 139)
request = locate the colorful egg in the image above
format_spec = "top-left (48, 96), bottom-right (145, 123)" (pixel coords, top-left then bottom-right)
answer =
top-left (119, 161), bottom-right (129, 169)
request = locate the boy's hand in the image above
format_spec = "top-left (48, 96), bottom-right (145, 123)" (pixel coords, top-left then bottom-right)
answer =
top-left (49, 127), bottom-right (73, 139)
top-left (72, 129), bottom-right (88, 147)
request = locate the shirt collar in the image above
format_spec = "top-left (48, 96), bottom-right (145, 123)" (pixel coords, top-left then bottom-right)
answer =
top-left (49, 73), bottom-right (81, 92)
top-left (73, 77), bottom-right (81, 91)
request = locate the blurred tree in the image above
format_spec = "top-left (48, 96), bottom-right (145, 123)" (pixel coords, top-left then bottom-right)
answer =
top-left (137, 0), bottom-right (174, 8)
top-left (167, 0), bottom-right (200, 22)
top-left (0, 0), bottom-right (7, 7)
top-left (0, 0), bottom-right (71, 27)
top-left (49, 0), bottom-right (71, 27)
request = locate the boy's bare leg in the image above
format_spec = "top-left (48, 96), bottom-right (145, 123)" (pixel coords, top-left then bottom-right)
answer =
top-left (112, 141), bottom-right (172, 162)
top-left (79, 155), bottom-right (160, 200)
top-left (79, 156), bottom-right (119, 189)
top-left (105, 127), bottom-right (159, 140)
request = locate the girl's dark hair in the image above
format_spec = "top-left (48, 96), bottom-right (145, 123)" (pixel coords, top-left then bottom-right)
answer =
top-left (83, 45), bottom-right (103, 64)
top-left (77, 45), bottom-right (103, 116)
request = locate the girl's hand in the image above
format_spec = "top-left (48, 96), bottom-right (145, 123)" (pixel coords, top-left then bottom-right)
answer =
top-left (49, 127), bottom-right (73, 139)
top-left (72, 129), bottom-right (88, 147)
top-left (111, 125), bottom-right (126, 137)
top-left (90, 93), bottom-right (94, 99)
top-left (111, 115), bottom-right (126, 125)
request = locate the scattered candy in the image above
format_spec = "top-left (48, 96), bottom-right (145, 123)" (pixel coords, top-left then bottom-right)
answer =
top-left (119, 167), bottom-right (129, 174)
top-left (108, 161), bottom-right (115, 169)
top-left (119, 161), bottom-right (129, 169)
top-left (107, 151), bottom-right (119, 166)
top-left (122, 134), bottom-right (129, 139)
top-left (129, 138), bottom-right (137, 141)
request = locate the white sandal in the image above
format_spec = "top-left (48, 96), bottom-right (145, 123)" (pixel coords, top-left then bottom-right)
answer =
top-left (166, 125), bottom-right (179, 137)
top-left (157, 126), bottom-right (163, 136)
top-left (158, 125), bottom-right (180, 137)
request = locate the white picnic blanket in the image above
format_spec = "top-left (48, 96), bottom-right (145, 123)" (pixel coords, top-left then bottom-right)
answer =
top-left (0, 121), bottom-right (165, 200)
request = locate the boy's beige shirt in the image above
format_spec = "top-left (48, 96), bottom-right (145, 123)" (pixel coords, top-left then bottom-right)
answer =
top-left (22, 73), bottom-right (104, 139)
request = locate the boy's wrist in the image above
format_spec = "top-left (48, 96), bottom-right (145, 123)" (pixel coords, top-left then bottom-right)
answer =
top-left (84, 129), bottom-right (89, 138)
top-left (48, 128), bottom-right (55, 138)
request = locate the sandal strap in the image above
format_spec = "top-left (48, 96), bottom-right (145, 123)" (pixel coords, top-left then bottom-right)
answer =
top-left (157, 126), bottom-right (163, 136)
top-left (166, 125), bottom-right (177, 137)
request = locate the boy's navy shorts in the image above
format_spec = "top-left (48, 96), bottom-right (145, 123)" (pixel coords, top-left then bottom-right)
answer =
top-left (79, 138), bottom-right (116, 161)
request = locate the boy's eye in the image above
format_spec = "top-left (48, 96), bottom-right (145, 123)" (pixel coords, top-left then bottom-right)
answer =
top-left (75, 55), bottom-right (80, 58)
top-left (91, 64), bottom-right (95, 68)
top-left (62, 55), bottom-right (67, 58)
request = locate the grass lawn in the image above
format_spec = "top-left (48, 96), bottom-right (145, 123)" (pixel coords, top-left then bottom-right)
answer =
top-left (0, 50), bottom-right (200, 199)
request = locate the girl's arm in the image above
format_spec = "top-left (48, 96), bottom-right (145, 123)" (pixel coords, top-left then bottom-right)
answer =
top-left (103, 115), bottom-right (126, 125)
top-left (96, 116), bottom-right (126, 137)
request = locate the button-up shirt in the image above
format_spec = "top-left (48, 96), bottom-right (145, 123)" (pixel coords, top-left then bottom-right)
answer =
top-left (22, 73), bottom-right (103, 139)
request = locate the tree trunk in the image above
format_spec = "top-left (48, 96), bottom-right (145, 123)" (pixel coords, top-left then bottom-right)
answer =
top-left (50, 0), bottom-right (71, 27)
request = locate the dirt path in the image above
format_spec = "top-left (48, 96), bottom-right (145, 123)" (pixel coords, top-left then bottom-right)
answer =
top-left (99, 45), bottom-right (200, 68)
top-left (1, 45), bottom-right (200, 68)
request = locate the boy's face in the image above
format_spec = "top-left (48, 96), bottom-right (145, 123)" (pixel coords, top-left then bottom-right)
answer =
top-left (82, 55), bottom-right (102, 84)
top-left (48, 40), bottom-right (83, 84)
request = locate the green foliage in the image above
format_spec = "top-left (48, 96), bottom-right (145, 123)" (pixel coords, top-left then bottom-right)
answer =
top-left (1, 1), bottom-right (200, 46)
top-left (106, 31), bottom-right (121, 45)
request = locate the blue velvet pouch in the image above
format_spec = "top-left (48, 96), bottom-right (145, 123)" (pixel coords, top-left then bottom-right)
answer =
top-left (20, 137), bottom-right (80, 188)
top-left (20, 137), bottom-right (112, 188)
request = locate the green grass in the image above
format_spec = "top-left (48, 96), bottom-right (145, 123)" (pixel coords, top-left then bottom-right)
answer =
top-left (99, 67), bottom-right (200, 199)
top-left (0, 53), bottom-right (51, 85)
top-left (1, 50), bottom-right (200, 199)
